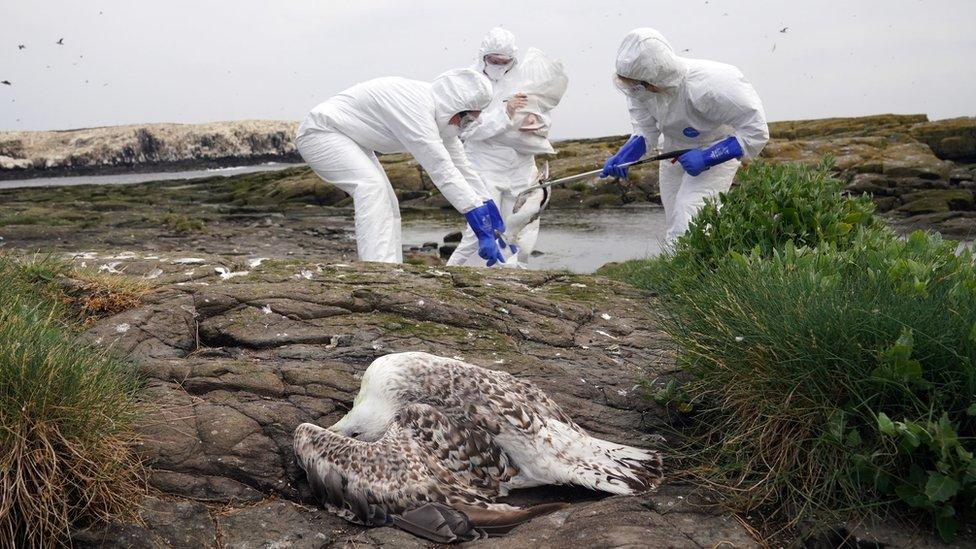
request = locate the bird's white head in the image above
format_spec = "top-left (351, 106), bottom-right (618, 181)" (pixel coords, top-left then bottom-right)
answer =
top-left (328, 360), bottom-right (399, 441)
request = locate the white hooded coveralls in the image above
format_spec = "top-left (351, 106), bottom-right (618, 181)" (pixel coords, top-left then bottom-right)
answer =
top-left (448, 28), bottom-right (549, 267)
top-left (616, 28), bottom-right (769, 245)
top-left (296, 70), bottom-right (492, 263)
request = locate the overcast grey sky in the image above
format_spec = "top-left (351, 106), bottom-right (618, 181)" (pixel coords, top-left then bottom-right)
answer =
top-left (1, 1), bottom-right (973, 138)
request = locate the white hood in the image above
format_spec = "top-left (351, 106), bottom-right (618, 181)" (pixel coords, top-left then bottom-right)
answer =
top-left (475, 27), bottom-right (518, 81)
top-left (430, 68), bottom-right (493, 133)
top-left (615, 28), bottom-right (687, 89)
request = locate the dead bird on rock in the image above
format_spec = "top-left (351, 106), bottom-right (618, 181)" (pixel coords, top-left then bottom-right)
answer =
top-left (294, 352), bottom-right (663, 542)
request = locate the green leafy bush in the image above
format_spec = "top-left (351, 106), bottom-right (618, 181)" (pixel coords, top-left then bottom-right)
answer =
top-left (603, 160), bottom-right (976, 540)
top-left (598, 160), bottom-right (880, 293)
top-left (672, 158), bottom-right (879, 269)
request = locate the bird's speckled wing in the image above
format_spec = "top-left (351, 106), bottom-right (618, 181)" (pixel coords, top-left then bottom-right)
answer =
top-left (398, 402), bottom-right (519, 494)
top-left (394, 355), bottom-right (582, 437)
top-left (293, 403), bottom-right (509, 527)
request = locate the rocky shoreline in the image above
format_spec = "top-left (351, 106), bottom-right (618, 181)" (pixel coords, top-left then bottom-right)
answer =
top-left (3, 114), bottom-right (973, 239)
top-left (0, 153), bottom-right (302, 181)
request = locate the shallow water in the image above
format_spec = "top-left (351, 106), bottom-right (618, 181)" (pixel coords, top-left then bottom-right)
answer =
top-left (0, 162), bottom-right (302, 190)
top-left (402, 206), bottom-right (668, 273)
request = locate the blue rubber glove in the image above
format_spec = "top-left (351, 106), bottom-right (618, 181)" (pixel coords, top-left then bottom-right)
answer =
top-left (600, 135), bottom-right (646, 179)
top-left (484, 199), bottom-right (507, 248)
top-left (677, 136), bottom-right (744, 177)
top-left (464, 203), bottom-right (506, 267)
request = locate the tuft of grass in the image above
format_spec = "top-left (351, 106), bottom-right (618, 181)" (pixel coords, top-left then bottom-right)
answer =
top-left (64, 272), bottom-right (151, 326)
top-left (0, 255), bottom-right (147, 546)
top-left (12, 254), bottom-right (150, 326)
top-left (659, 231), bottom-right (976, 537)
top-left (162, 213), bottom-right (206, 234)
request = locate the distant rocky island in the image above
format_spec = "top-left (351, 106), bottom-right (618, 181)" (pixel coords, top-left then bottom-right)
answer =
top-left (0, 120), bottom-right (301, 178)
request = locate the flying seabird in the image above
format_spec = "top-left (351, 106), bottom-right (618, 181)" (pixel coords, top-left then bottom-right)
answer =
top-left (1, 80), bottom-right (11, 86)
top-left (56, 38), bottom-right (64, 45)
top-left (294, 352), bottom-right (663, 539)
top-left (780, 26), bottom-right (789, 33)
top-left (18, 45), bottom-right (25, 50)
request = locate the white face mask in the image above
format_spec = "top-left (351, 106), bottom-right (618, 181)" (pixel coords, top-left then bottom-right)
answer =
top-left (443, 112), bottom-right (479, 139)
top-left (614, 75), bottom-right (658, 102)
top-left (627, 87), bottom-right (658, 102)
top-left (483, 61), bottom-right (513, 82)
top-left (458, 112), bottom-right (479, 132)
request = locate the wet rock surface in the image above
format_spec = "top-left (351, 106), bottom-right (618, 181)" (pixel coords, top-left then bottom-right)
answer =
top-left (62, 251), bottom-right (764, 548)
top-left (761, 115), bottom-right (976, 239)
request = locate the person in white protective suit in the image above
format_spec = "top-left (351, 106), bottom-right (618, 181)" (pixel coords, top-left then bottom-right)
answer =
top-left (447, 28), bottom-right (568, 267)
top-left (601, 28), bottom-right (769, 247)
top-left (296, 69), bottom-right (507, 265)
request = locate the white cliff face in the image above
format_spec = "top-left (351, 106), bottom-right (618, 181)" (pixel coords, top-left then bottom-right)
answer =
top-left (0, 120), bottom-right (300, 174)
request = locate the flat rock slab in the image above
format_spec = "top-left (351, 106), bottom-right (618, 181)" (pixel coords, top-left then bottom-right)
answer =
top-left (68, 252), bottom-right (759, 547)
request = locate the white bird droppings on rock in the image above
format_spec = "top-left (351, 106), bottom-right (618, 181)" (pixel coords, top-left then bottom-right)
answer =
top-left (417, 300), bottom-right (425, 306)
top-left (98, 261), bottom-right (121, 274)
top-left (595, 329), bottom-right (618, 340)
top-left (261, 304), bottom-right (272, 315)
top-left (735, 336), bottom-right (745, 342)
top-left (247, 257), bottom-right (268, 268)
top-left (115, 323), bottom-right (130, 333)
top-left (173, 257), bottom-right (206, 265)
top-left (617, 389), bottom-right (627, 396)
top-left (601, 313), bottom-right (612, 320)
top-left (571, 283), bottom-right (587, 288)
top-left (216, 266), bottom-right (249, 280)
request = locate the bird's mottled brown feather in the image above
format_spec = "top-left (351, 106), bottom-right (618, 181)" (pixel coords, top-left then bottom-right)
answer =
top-left (294, 403), bottom-right (514, 527)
